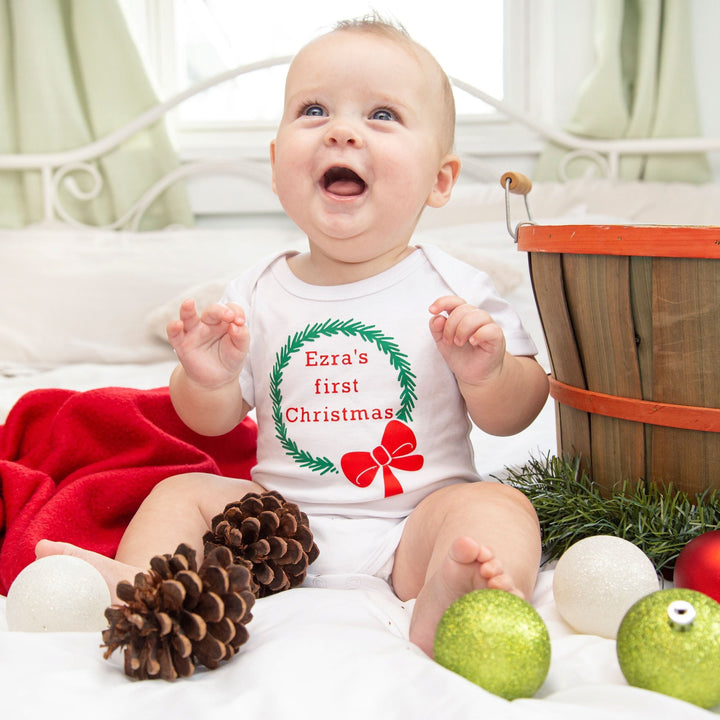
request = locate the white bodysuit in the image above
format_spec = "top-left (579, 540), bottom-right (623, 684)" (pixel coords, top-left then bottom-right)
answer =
top-left (222, 245), bottom-right (538, 577)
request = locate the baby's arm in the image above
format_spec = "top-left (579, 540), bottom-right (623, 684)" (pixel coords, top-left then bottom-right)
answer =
top-left (429, 295), bottom-right (548, 436)
top-left (167, 298), bottom-right (251, 436)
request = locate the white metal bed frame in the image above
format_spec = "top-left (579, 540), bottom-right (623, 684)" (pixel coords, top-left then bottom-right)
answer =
top-left (1, 56), bottom-right (719, 231)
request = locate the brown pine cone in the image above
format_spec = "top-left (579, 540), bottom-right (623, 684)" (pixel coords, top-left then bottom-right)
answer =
top-left (102, 543), bottom-right (255, 681)
top-left (203, 490), bottom-right (320, 598)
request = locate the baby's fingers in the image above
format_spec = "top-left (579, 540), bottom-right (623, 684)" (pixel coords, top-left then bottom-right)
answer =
top-left (432, 303), bottom-right (492, 347)
top-left (225, 315), bottom-right (250, 348)
top-left (449, 306), bottom-right (491, 346)
top-left (200, 302), bottom-right (245, 327)
top-left (429, 295), bottom-right (464, 344)
top-left (166, 299), bottom-right (197, 346)
top-left (429, 295), bottom-right (466, 317)
top-left (175, 298), bottom-right (199, 329)
top-left (467, 321), bottom-right (504, 351)
top-left (166, 318), bottom-right (183, 344)
top-left (428, 313), bottom-right (448, 342)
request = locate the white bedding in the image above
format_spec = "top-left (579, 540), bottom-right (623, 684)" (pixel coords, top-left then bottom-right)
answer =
top-left (1, 570), bottom-right (715, 720)
top-left (2, 178), bottom-right (719, 719)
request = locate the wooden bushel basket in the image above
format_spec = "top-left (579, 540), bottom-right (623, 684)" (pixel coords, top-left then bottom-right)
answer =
top-left (504, 173), bottom-right (720, 496)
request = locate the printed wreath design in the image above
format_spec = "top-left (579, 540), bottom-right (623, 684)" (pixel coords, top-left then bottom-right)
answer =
top-left (270, 318), bottom-right (417, 475)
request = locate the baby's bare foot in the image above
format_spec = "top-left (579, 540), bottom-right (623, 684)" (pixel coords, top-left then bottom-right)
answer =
top-left (409, 536), bottom-right (523, 658)
top-left (35, 540), bottom-right (143, 605)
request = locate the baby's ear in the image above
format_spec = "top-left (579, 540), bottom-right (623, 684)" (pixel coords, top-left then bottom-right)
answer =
top-left (269, 139), bottom-right (278, 195)
top-left (427, 154), bottom-right (461, 208)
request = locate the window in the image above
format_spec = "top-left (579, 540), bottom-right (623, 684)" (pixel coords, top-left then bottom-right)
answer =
top-left (121, 0), bottom-right (525, 126)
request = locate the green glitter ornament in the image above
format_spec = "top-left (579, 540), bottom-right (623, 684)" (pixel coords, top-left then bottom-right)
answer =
top-left (433, 589), bottom-right (551, 700)
top-left (617, 588), bottom-right (720, 709)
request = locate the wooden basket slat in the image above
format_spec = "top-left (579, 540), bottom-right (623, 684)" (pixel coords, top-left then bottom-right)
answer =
top-left (648, 258), bottom-right (720, 493)
top-left (629, 257), bottom-right (654, 480)
top-left (527, 252), bottom-right (592, 468)
top-left (562, 254), bottom-right (645, 491)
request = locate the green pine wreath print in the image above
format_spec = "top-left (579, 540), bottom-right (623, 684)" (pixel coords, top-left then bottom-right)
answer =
top-left (270, 318), bottom-right (417, 475)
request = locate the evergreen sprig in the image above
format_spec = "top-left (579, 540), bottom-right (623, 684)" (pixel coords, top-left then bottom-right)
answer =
top-left (499, 454), bottom-right (720, 576)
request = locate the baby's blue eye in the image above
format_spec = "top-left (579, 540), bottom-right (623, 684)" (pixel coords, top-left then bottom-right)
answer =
top-left (371, 108), bottom-right (395, 122)
top-left (302, 104), bottom-right (326, 117)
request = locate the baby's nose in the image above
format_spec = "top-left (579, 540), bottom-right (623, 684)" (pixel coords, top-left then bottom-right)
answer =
top-left (324, 119), bottom-right (363, 147)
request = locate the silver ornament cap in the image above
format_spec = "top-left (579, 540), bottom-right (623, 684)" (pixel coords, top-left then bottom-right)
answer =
top-left (667, 599), bottom-right (696, 630)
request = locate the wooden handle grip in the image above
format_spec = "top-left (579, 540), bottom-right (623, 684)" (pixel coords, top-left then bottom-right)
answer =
top-left (501, 172), bottom-right (532, 195)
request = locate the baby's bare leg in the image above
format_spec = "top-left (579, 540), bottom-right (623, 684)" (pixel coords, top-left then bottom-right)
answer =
top-left (114, 472), bottom-right (263, 567)
top-left (36, 472), bottom-right (263, 603)
top-left (392, 482), bottom-right (541, 658)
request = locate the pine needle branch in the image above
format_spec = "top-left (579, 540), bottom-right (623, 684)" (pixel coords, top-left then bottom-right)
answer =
top-left (498, 454), bottom-right (720, 576)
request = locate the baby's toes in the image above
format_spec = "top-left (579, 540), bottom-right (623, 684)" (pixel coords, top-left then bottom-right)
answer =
top-left (478, 557), bottom-right (505, 580)
top-left (487, 572), bottom-right (522, 596)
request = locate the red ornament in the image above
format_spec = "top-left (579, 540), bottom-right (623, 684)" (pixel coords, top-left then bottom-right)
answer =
top-left (673, 530), bottom-right (720, 603)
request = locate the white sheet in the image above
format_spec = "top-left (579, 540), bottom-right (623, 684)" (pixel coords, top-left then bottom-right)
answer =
top-left (1, 570), bottom-right (716, 719)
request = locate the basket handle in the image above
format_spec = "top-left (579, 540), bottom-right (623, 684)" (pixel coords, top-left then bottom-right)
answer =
top-left (501, 172), bottom-right (534, 241)
top-left (501, 171), bottom-right (532, 195)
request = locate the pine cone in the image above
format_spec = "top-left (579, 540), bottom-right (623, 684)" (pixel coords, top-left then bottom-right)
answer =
top-left (102, 543), bottom-right (255, 681)
top-left (203, 490), bottom-right (320, 598)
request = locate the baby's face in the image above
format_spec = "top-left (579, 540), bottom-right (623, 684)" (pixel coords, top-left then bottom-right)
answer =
top-left (270, 30), bottom-right (456, 273)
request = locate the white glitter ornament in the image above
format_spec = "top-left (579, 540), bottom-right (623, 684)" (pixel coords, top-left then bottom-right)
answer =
top-left (6, 555), bottom-right (111, 632)
top-left (552, 535), bottom-right (659, 639)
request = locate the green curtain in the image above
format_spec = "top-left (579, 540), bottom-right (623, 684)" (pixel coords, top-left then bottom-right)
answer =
top-left (534, 0), bottom-right (711, 183)
top-left (0, 0), bottom-right (193, 229)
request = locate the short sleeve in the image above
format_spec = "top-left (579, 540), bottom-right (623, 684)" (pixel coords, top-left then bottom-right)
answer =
top-left (418, 244), bottom-right (538, 357)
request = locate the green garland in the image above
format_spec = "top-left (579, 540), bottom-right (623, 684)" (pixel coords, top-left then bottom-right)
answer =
top-left (269, 318), bottom-right (417, 475)
top-left (500, 454), bottom-right (720, 577)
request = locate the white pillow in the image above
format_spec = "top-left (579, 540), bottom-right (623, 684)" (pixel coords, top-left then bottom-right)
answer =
top-left (0, 227), bottom-right (305, 371)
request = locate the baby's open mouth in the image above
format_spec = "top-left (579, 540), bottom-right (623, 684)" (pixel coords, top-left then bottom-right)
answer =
top-left (322, 167), bottom-right (367, 197)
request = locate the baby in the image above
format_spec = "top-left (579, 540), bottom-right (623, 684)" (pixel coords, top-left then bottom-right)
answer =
top-left (38, 16), bottom-right (548, 658)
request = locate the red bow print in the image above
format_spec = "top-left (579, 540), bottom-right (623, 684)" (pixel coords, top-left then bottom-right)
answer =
top-left (341, 420), bottom-right (424, 498)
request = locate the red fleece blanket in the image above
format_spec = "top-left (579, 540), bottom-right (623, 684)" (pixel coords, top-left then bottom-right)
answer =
top-left (0, 386), bottom-right (257, 595)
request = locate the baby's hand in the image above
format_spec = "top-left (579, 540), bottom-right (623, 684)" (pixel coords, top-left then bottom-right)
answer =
top-left (166, 299), bottom-right (249, 388)
top-left (429, 295), bottom-right (506, 385)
